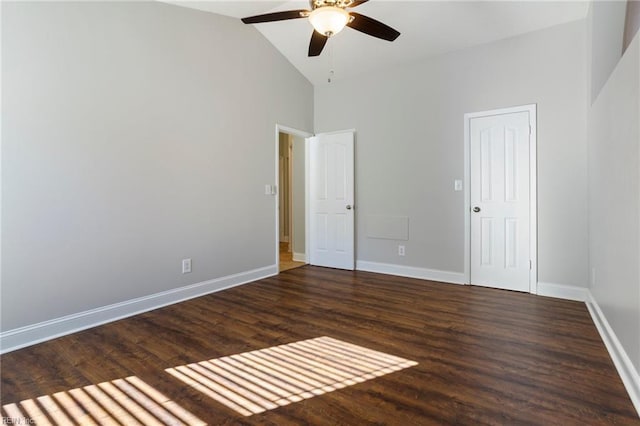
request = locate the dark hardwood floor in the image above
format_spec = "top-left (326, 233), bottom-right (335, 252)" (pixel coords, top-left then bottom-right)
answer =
top-left (1, 266), bottom-right (638, 425)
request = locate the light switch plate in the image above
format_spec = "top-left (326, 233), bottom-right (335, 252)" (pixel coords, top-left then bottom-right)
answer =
top-left (454, 180), bottom-right (463, 191)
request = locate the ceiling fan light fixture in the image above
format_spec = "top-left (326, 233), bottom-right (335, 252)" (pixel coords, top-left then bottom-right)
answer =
top-left (309, 6), bottom-right (350, 37)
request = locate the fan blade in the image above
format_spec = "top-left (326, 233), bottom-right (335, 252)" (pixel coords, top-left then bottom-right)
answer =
top-left (347, 12), bottom-right (400, 41)
top-left (349, 0), bottom-right (369, 7)
top-left (241, 10), bottom-right (308, 24)
top-left (308, 31), bottom-right (329, 57)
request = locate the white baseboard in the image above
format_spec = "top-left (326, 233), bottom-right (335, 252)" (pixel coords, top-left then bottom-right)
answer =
top-left (536, 281), bottom-right (590, 301)
top-left (356, 261), bottom-right (466, 285)
top-left (586, 291), bottom-right (640, 417)
top-left (292, 252), bottom-right (306, 262)
top-left (0, 264), bottom-right (278, 354)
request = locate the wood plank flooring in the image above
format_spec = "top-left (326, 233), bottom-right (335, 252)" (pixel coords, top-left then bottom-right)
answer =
top-left (1, 266), bottom-right (638, 425)
top-left (279, 242), bottom-right (305, 272)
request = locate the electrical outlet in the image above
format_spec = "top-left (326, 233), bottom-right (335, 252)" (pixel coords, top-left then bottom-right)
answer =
top-left (454, 179), bottom-right (463, 191)
top-left (182, 258), bottom-right (192, 274)
top-left (398, 245), bottom-right (405, 256)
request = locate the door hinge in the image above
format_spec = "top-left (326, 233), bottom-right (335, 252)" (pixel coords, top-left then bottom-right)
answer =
top-left (529, 260), bottom-right (532, 270)
top-left (529, 125), bottom-right (532, 135)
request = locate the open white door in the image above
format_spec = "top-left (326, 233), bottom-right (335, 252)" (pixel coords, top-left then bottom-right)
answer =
top-left (308, 131), bottom-right (355, 270)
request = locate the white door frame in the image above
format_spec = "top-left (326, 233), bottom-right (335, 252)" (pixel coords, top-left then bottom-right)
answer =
top-left (275, 125), bottom-right (313, 268)
top-left (463, 104), bottom-right (538, 294)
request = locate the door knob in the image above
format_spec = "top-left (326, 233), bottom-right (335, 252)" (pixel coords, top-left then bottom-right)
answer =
top-left (473, 206), bottom-right (481, 212)
top-left (346, 205), bottom-right (352, 210)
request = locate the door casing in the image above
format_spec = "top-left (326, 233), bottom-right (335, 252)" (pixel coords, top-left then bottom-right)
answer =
top-left (463, 104), bottom-right (538, 293)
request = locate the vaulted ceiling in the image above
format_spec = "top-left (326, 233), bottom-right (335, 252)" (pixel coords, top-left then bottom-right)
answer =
top-left (164, 1), bottom-right (590, 85)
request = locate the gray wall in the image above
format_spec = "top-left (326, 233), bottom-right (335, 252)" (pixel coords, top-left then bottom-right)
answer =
top-left (589, 0), bottom-right (627, 102)
top-left (1, 1), bottom-right (313, 331)
top-left (588, 14), bottom-right (640, 371)
top-left (315, 20), bottom-right (588, 288)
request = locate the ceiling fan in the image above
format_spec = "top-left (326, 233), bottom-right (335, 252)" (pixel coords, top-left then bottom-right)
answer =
top-left (241, 0), bottom-right (400, 57)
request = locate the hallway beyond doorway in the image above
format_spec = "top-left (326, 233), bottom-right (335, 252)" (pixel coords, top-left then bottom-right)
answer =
top-left (279, 242), bottom-right (305, 272)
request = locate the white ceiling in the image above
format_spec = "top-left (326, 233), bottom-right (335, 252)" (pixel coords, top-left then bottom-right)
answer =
top-left (164, 1), bottom-right (589, 85)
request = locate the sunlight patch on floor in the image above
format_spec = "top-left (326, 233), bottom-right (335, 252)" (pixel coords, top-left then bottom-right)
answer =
top-left (1, 376), bottom-right (205, 426)
top-left (166, 336), bottom-right (418, 416)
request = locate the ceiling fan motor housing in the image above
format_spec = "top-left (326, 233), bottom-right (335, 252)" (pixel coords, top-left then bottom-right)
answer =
top-left (312, 0), bottom-right (356, 10)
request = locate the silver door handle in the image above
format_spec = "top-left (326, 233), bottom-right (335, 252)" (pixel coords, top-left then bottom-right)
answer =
top-left (346, 205), bottom-right (352, 210)
top-left (473, 206), bottom-right (481, 212)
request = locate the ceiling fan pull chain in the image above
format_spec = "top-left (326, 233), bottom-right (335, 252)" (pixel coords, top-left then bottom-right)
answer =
top-left (328, 44), bottom-right (335, 83)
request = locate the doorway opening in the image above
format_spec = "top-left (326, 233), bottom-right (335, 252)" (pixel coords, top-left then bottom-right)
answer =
top-left (276, 126), bottom-right (311, 272)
